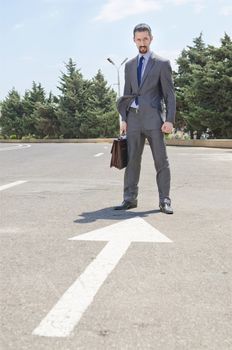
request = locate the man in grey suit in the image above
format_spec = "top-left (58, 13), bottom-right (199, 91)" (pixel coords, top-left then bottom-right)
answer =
top-left (114, 23), bottom-right (176, 214)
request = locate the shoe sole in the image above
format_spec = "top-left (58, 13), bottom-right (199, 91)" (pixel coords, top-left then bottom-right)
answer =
top-left (126, 205), bottom-right (137, 210)
top-left (114, 204), bottom-right (137, 210)
top-left (159, 206), bottom-right (173, 214)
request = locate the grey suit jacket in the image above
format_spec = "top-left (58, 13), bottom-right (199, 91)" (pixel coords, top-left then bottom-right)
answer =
top-left (117, 52), bottom-right (176, 130)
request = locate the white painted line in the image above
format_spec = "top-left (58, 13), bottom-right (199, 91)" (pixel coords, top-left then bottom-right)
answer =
top-left (178, 152), bottom-right (232, 161)
top-left (0, 180), bottom-right (27, 191)
top-left (33, 217), bottom-right (172, 338)
top-left (94, 153), bottom-right (104, 157)
top-left (0, 144), bottom-right (31, 151)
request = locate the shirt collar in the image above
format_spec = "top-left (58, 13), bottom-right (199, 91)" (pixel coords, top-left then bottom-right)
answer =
top-left (138, 51), bottom-right (151, 61)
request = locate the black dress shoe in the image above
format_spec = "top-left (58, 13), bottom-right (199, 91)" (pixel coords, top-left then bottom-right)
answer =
top-left (159, 198), bottom-right (173, 214)
top-left (114, 200), bottom-right (137, 210)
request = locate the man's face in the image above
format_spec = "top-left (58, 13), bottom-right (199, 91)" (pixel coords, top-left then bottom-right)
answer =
top-left (134, 30), bottom-right (153, 54)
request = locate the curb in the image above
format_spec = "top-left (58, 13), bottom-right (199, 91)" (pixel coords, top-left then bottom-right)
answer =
top-left (165, 139), bottom-right (232, 149)
top-left (0, 138), bottom-right (231, 148)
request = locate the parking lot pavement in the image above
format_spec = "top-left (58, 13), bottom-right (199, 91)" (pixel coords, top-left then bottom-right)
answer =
top-left (1, 143), bottom-right (232, 350)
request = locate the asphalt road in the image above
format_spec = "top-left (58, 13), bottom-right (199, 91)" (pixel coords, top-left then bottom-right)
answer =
top-left (1, 143), bottom-right (232, 350)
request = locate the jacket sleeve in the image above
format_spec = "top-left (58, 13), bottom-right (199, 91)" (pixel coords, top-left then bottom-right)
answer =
top-left (123, 63), bottom-right (132, 95)
top-left (160, 60), bottom-right (176, 124)
top-left (117, 63), bottom-right (134, 122)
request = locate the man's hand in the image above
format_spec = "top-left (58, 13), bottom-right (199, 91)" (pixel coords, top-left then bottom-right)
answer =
top-left (161, 121), bottom-right (173, 134)
top-left (120, 121), bottom-right (127, 135)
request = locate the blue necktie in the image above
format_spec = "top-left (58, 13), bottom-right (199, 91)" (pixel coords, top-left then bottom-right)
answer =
top-left (135, 56), bottom-right (144, 105)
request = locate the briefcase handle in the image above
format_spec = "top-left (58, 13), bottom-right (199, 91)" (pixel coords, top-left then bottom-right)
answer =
top-left (118, 133), bottom-right (127, 140)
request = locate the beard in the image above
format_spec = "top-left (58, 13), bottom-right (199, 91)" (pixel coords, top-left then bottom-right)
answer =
top-left (139, 46), bottom-right (148, 54)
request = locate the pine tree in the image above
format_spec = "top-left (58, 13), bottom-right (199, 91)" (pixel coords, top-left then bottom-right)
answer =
top-left (32, 101), bottom-right (60, 138)
top-left (175, 33), bottom-right (209, 135)
top-left (0, 88), bottom-right (24, 138)
top-left (198, 33), bottom-right (232, 138)
top-left (56, 58), bottom-right (88, 138)
top-left (90, 70), bottom-right (116, 112)
top-left (80, 69), bottom-right (118, 138)
top-left (22, 81), bottom-right (46, 136)
top-left (189, 34), bottom-right (232, 137)
top-left (174, 33), bottom-right (232, 138)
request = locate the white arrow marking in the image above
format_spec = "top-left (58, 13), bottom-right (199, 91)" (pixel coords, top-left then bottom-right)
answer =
top-left (0, 144), bottom-right (31, 151)
top-left (94, 152), bottom-right (104, 157)
top-left (33, 217), bottom-right (172, 338)
top-left (0, 180), bottom-right (27, 191)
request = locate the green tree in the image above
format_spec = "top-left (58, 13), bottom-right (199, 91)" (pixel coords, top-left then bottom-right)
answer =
top-left (175, 33), bottom-right (208, 135)
top-left (32, 100), bottom-right (60, 138)
top-left (80, 69), bottom-right (118, 138)
top-left (189, 34), bottom-right (232, 138)
top-left (90, 70), bottom-right (116, 112)
top-left (175, 33), bottom-right (232, 138)
top-left (22, 81), bottom-right (46, 136)
top-left (0, 88), bottom-right (24, 138)
top-left (56, 58), bottom-right (89, 138)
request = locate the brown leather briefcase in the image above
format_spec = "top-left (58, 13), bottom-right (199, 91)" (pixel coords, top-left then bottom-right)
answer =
top-left (110, 137), bottom-right (128, 170)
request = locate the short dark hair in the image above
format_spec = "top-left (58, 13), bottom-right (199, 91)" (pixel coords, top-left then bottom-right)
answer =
top-left (133, 23), bottom-right (152, 37)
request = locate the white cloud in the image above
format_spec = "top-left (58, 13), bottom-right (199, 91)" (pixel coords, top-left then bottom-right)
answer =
top-left (20, 55), bottom-right (33, 61)
top-left (41, 0), bottom-right (76, 2)
top-left (193, 3), bottom-right (206, 13)
top-left (12, 23), bottom-right (25, 30)
top-left (41, 10), bottom-right (61, 20)
top-left (221, 5), bottom-right (232, 16)
top-left (94, 0), bottom-right (162, 22)
top-left (169, 0), bottom-right (206, 13)
top-left (94, 0), bottom-right (206, 22)
top-left (47, 10), bottom-right (60, 18)
top-left (169, 0), bottom-right (188, 4)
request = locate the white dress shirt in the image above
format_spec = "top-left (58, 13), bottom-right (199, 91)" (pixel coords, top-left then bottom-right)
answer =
top-left (130, 50), bottom-right (152, 109)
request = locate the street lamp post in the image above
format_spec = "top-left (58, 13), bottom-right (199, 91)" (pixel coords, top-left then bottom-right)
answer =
top-left (107, 57), bottom-right (128, 98)
top-left (107, 57), bottom-right (128, 127)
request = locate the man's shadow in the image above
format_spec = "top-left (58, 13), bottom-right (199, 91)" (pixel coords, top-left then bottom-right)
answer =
top-left (74, 207), bottom-right (160, 224)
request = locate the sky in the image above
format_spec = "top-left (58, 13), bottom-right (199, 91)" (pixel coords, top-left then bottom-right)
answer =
top-left (0, 0), bottom-right (231, 100)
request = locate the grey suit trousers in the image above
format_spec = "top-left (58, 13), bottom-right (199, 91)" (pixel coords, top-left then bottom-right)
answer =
top-left (123, 112), bottom-right (171, 203)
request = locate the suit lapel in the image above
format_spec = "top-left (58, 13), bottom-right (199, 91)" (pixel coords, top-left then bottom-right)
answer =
top-left (131, 56), bottom-right (139, 89)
